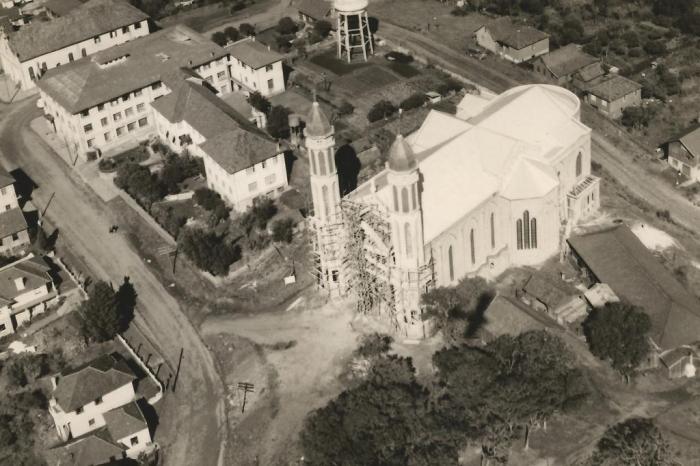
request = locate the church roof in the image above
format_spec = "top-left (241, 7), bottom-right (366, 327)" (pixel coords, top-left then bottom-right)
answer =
top-left (500, 157), bottom-right (558, 200)
top-left (387, 135), bottom-right (416, 171)
top-left (305, 101), bottom-right (332, 138)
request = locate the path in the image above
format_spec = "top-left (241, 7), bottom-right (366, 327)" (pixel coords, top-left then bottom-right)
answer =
top-left (204, 0), bottom-right (294, 35)
top-left (0, 98), bottom-right (226, 466)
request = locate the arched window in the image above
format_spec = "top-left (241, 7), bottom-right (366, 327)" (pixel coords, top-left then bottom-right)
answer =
top-left (523, 210), bottom-right (530, 249)
top-left (575, 152), bottom-right (582, 177)
top-left (516, 219), bottom-right (523, 250)
top-left (310, 150), bottom-right (317, 175)
top-left (411, 185), bottom-right (417, 209)
top-left (530, 218), bottom-right (537, 249)
top-left (516, 211), bottom-right (537, 250)
top-left (470, 228), bottom-right (476, 264)
top-left (448, 246), bottom-right (454, 281)
top-left (490, 212), bottom-right (495, 249)
top-left (401, 187), bottom-right (409, 213)
top-left (393, 186), bottom-right (399, 212)
top-left (322, 185), bottom-right (329, 218)
top-left (404, 223), bottom-right (412, 257)
top-left (327, 150), bottom-right (334, 173)
top-left (318, 150), bottom-right (326, 176)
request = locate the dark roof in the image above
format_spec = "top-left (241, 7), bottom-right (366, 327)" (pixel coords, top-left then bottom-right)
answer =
top-left (0, 167), bottom-right (14, 189)
top-left (52, 428), bottom-right (126, 466)
top-left (37, 25), bottom-right (228, 114)
top-left (200, 130), bottom-right (280, 173)
top-left (103, 401), bottom-right (148, 441)
top-left (482, 294), bottom-right (556, 339)
top-left (226, 37), bottom-right (283, 69)
top-left (0, 255), bottom-right (51, 304)
top-left (676, 126), bottom-right (700, 165)
top-left (43, 0), bottom-right (83, 17)
top-left (481, 18), bottom-right (549, 50)
top-left (587, 75), bottom-right (642, 102)
top-left (53, 353), bottom-right (136, 413)
top-left (522, 273), bottom-right (572, 309)
top-left (7, 0), bottom-right (149, 62)
top-left (538, 44), bottom-right (600, 79)
top-left (296, 0), bottom-right (331, 20)
top-left (568, 225), bottom-right (700, 349)
top-left (576, 61), bottom-right (605, 83)
top-left (0, 207), bottom-right (28, 238)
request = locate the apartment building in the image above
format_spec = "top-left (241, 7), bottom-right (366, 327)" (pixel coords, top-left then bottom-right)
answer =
top-left (0, 254), bottom-right (58, 338)
top-left (0, 0), bottom-right (150, 91)
top-left (151, 79), bottom-right (287, 211)
top-left (0, 167), bottom-right (29, 255)
top-left (37, 25), bottom-right (232, 161)
top-left (227, 37), bottom-right (285, 96)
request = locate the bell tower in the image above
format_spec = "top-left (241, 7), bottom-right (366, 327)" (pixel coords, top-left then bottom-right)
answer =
top-left (305, 101), bottom-right (343, 296)
top-left (386, 135), bottom-right (427, 339)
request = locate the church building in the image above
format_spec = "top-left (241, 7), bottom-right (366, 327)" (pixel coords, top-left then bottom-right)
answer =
top-left (306, 84), bottom-right (600, 339)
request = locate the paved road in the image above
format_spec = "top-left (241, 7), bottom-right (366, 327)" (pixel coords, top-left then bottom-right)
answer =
top-left (0, 98), bottom-right (227, 466)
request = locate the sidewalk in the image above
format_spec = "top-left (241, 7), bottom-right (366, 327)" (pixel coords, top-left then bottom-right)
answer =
top-left (0, 75), bottom-right (39, 103)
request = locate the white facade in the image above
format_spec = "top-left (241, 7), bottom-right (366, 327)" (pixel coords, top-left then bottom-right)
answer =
top-left (230, 59), bottom-right (284, 96)
top-left (0, 19), bottom-right (149, 91)
top-left (116, 425), bottom-right (151, 458)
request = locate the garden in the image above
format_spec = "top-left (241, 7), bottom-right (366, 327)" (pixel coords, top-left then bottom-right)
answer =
top-left (97, 143), bottom-right (151, 173)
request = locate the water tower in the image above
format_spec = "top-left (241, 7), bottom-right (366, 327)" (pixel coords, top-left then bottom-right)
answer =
top-left (334, 0), bottom-right (374, 63)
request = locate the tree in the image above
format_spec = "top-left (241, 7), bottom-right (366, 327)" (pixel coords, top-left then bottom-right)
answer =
top-left (367, 100), bottom-right (397, 122)
top-left (589, 418), bottom-right (675, 465)
top-left (211, 31), bottom-right (228, 47)
top-left (160, 153), bottom-right (202, 194)
top-left (114, 162), bottom-right (165, 206)
top-left (78, 280), bottom-right (122, 342)
top-left (223, 26), bottom-right (239, 42)
top-left (178, 228), bottom-right (241, 275)
top-left (239, 22), bottom-right (255, 37)
top-left (582, 302), bottom-right (652, 379)
top-left (115, 277), bottom-right (137, 331)
top-left (271, 218), bottom-right (294, 243)
top-left (194, 187), bottom-right (226, 211)
top-left (314, 20), bottom-right (332, 38)
top-left (399, 92), bottom-right (427, 111)
top-left (560, 16), bottom-right (584, 45)
top-left (644, 39), bottom-right (666, 56)
top-left (240, 196), bottom-right (277, 233)
top-left (266, 105), bottom-right (291, 139)
top-left (277, 16), bottom-right (298, 35)
top-left (247, 91), bottom-right (271, 114)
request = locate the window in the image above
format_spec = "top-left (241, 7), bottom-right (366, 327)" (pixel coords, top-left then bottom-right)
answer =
top-left (322, 185), bottom-right (329, 218)
top-left (127, 122), bottom-right (136, 131)
top-left (76, 407), bottom-right (83, 414)
top-left (448, 246), bottom-right (454, 281)
top-left (88, 418), bottom-right (95, 426)
top-left (530, 218), bottom-right (537, 249)
top-left (516, 219), bottom-right (523, 250)
top-left (152, 82), bottom-right (161, 90)
top-left (246, 166), bottom-right (255, 175)
top-left (318, 151), bottom-right (326, 176)
top-left (81, 48), bottom-right (87, 57)
top-left (130, 436), bottom-right (139, 446)
top-left (248, 181), bottom-right (257, 192)
top-left (411, 185), bottom-right (417, 209)
top-left (4, 205), bottom-right (9, 211)
top-left (110, 99), bottom-right (119, 107)
top-left (470, 228), bottom-right (475, 264)
top-left (83, 123), bottom-right (92, 132)
top-left (125, 107), bottom-right (134, 117)
top-left (28, 68), bottom-right (35, 81)
top-left (87, 138), bottom-right (95, 148)
top-left (401, 187), bottom-right (409, 213)
top-left (490, 212), bottom-right (495, 249)
top-left (217, 71), bottom-right (226, 80)
top-left (516, 210), bottom-right (537, 250)
top-left (116, 126), bottom-right (125, 136)
top-left (68, 52), bottom-right (74, 62)
top-left (138, 117), bottom-right (147, 127)
top-left (136, 103), bottom-right (145, 112)
top-left (523, 210), bottom-right (530, 248)
top-left (93, 36), bottom-right (101, 44)
top-left (97, 103), bottom-right (104, 111)
top-left (113, 112), bottom-right (121, 121)
top-left (80, 109), bottom-right (89, 117)
top-left (404, 223), bottom-right (412, 257)
top-left (135, 22), bottom-right (141, 29)
top-left (122, 26), bottom-right (129, 33)
top-left (0, 323), bottom-right (5, 332)
top-left (392, 186), bottom-right (398, 211)
top-left (109, 31), bottom-right (116, 38)
top-left (261, 161), bottom-right (266, 169)
top-left (265, 174), bottom-right (276, 185)
top-left (265, 65), bottom-right (273, 72)
top-left (0, 187), bottom-right (5, 195)
top-left (327, 150), bottom-right (334, 173)
top-left (267, 79), bottom-right (274, 90)
top-left (575, 152), bottom-right (582, 177)
top-left (104, 132), bottom-right (111, 141)
top-left (100, 117), bottom-right (108, 127)
top-left (11, 233), bottom-right (17, 241)
top-left (94, 397), bottom-right (103, 405)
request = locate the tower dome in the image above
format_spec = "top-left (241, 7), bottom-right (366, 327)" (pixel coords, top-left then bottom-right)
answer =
top-left (387, 134), bottom-right (416, 171)
top-left (305, 101), bottom-right (333, 138)
top-left (334, 0), bottom-right (369, 13)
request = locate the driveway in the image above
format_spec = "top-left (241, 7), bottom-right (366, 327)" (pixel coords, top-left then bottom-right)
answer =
top-left (0, 98), bottom-right (226, 466)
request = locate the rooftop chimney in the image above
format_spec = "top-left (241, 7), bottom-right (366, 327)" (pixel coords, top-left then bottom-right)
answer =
top-left (14, 276), bottom-right (25, 291)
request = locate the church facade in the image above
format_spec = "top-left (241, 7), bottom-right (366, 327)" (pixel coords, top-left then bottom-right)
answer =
top-left (306, 84), bottom-right (600, 339)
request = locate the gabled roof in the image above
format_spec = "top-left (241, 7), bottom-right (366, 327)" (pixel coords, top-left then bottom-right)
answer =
top-left (7, 0), bottom-right (149, 62)
top-left (568, 225), bottom-right (700, 349)
top-left (53, 353), bottom-right (136, 413)
top-left (297, 0), bottom-right (332, 20)
top-left (0, 255), bottom-right (51, 304)
top-left (677, 126), bottom-right (700, 164)
top-left (0, 207), bottom-right (26, 239)
top-left (103, 401), bottom-right (148, 441)
top-left (53, 428), bottom-right (127, 466)
top-left (587, 75), bottom-right (642, 102)
top-left (226, 37), bottom-right (283, 69)
top-left (0, 166), bottom-right (16, 189)
top-left (576, 61), bottom-right (605, 83)
top-left (538, 44), bottom-right (600, 79)
top-left (200, 130), bottom-right (280, 173)
top-left (523, 273), bottom-right (572, 309)
top-left (480, 17), bottom-right (549, 50)
top-left (482, 294), bottom-right (556, 339)
top-left (43, 0), bottom-right (83, 17)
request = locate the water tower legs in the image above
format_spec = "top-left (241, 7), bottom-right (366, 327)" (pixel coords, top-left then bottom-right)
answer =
top-left (337, 10), bottom-right (373, 63)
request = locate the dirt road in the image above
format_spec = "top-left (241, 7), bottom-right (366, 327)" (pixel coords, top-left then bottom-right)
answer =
top-left (0, 98), bottom-right (226, 466)
top-left (204, 0), bottom-right (294, 35)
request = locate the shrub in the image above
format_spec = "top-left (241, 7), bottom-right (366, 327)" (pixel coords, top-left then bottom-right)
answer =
top-left (248, 91), bottom-right (271, 114)
top-left (399, 92), bottom-right (427, 111)
top-left (244, 228), bottom-right (271, 250)
top-left (271, 218), bottom-right (294, 243)
top-left (355, 333), bottom-right (393, 358)
top-left (230, 1), bottom-right (245, 13)
top-left (178, 228), bottom-right (241, 275)
top-left (338, 101), bottom-right (354, 116)
top-left (239, 23), bottom-right (255, 37)
top-left (656, 209), bottom-right (672, 222)
top-left (451, 6), bottom-right (468, 16)
top-left (114, 162), bottom-right (165, 207)
top-left (628, 47), bottom-right (643, 57)
top-left (367, 100), bottom-right (398, 122)
top-left (224, 26), bottom-right (239, 42)
top-left (277, 16), bottom-right (298, 35)
top-left (240, 196), bottom-right (277, 233)
top-left (211, 31), bottom-right (227, 46)
top-left (644, 39), bottom-right (666, 55)
top-left (314, 20), bottom-right (332, 38)
top-left (267, 105), bottom-right (291, 139)
top-left (160, 153), bottom-right (202, 194)
top-left (194, 188), bottom-right (223, 210)
top-left (436, 78), bottom-right (463, 96)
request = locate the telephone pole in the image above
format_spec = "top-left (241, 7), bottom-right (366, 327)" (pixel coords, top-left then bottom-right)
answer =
top-left (237, 382), bottom-right (254, 413)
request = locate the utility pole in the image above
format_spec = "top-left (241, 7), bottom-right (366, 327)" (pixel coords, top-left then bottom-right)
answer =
top-left (237, 382), bottom-right (254, 413)
top-left (41, 192), bottom-right (55, 218)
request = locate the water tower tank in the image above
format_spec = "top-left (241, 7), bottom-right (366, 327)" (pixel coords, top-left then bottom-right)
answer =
top-left (334, 0), bottom-right (368, 13)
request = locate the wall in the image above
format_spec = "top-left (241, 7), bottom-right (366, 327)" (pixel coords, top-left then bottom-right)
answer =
top-left (668, 141), bottom-right (700, 181)
top-left (587, 88), bottom-right (641, 119)
top-left (475, 28), bottom-right (549, 63)
top-left (0, 228), bottom-right (29, 255)
top-left (193, 56), bottom-right (234, 95)
top-left (230, 58), bottom-right (284, 97)
top-left (0, 19), bottom-right (150, 91)
top-left (116, 426), bottom-right (152, 458)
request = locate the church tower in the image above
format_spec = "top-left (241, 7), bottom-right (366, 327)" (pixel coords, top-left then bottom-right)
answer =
top-left (305, 101), bottom-right (343, 296)
top-left (386, 135), bottom-right (428, 339)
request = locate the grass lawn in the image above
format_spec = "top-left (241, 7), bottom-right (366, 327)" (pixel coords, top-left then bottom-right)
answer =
top-left (158, 0), bottom-right (274, 33)
top-left (387, 61), bottom-right (421, 78)
top-left (310, 50), bottom-right (371, 76)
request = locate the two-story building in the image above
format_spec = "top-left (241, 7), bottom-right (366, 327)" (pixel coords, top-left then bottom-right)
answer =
top-left (151, 79), bottom-right (288, 211)
top-left (226, 37), bottom-right (285, 97)
top-left (585, 74), bottom-right (642, 119)
top-left (0, 0), bottom-right (150, 91)
top-left (532, 43), bottom-right (605, 91)
top-left (37, 25), bottom-right (232, 161)
top-left (663, 125), bottom-right (700, 181)
top-left (0, 254), bottom-right (58, 338)
top-left (475, 18), bottom-right (549, 63)
top-left (0, 167), bottom-right (29, 255)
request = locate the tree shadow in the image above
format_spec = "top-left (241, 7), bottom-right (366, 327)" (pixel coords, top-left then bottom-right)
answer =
top-left (282, 62), bottom-right (294, 86)
top-left (10, 168), bottom-right (37, 206)
top-left (47, 227), bottom-right (60, 250)
top-left (335, 144), bottom-right (361, 195)
top-left (116, 276), bottom-right (137, 332)
top-left (137, 397), bottom-right (160, 440)
top-left (465, 291), bottom-right (496, 338)
top-left (368, 17), bottom-right (380, 34)
top-left (284, 150), bottom-right (297, 180)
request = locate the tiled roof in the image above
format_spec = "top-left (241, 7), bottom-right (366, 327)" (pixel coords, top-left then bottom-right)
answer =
top-left (296, 0), bottom-right (332, 20)
top-left (482, 17), bottom-right (549, 50)
top-left (0, 166), bottom-right (15, 189)
top-left (55, 428), bottom-right (126, 466)
top-left (482, 294), bottom-right (556, 339)
top-left (568, 225), bottom-right (700, 349)
top-left (576, 61), bottom-right (605, 83)
top-left (104, 401), bottom-right (148, 441)
top-left (587, 74), bottom-right (642, 102)
top-left (523, 273), bottom-right (572, 309)
top-left (678, 126), bottom-right (700, 164)
top-left (200, 129), bottom-right (280, 173)
top-left (43, 0), bottom-right (83, 17)
top-left (226, 37), bottom-right (283, 69)
top-left (7, 0), bottom-right (149, 62)
top-left (38, 25), bottom-right (228, 114)
top-left (0, 207), bottom-right (28, 238)
top-left (54, 353), bottom-right (136, 413)
top-left (0, 255), bottom-right (51, 304)
top-left (539, 44), bottom-right (600, 79)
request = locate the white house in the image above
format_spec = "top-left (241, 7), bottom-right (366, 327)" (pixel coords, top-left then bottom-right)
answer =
top-left (103, 401), bottom-right (152, 457)
top-left (664, 125), bottom-right (700, 181)
top-left (475, 18), bottom-right (549, 63)
top-left (0, 167), bottom-right (29, 255)
top-left (226, 37), bottom-right (285, 97)
top-left (0, 254), bottom-right (58, 338)
top-left (0, 0), bottom-right (150, 91)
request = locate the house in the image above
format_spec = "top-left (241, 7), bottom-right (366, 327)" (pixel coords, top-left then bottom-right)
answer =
top-left (0, 167), bottom-right (29, 255)
top-left (297, 0), bottom-right (332, 24)
top-left (36, 25), bottom-right (233, 161)
top-left (532, 44), bottom-right (604, 90)
top-left (481, 294), bottom-right (557, 340)
top-left (42, 0), bottom-right (82, 18)
top-left (49, 353), bottom-right (140, 440)
top-left (583, 282), bottom-right (619, 308)
top-left (659, 346), bottom-right (698, 379)
top-left (584, 74), bottom-right (642, 119)
top-left (520, 272), bottom-right (588, 328)
top-left (0, 254), bottom-right (59, 338)
top-left (151, 80), bottom-right (288, 211)
top-left (47, 429), bottom-right (129, 466)
top-left (226, 37), bottom-right (285, 96)
top-left (474, 18), bottom-right (549, 63)
top-left (663, 125), bottom-right (700, 181)
top-left (0, 0), bottom-right (150, 91)
top-left (103, 401), bottom-right (152, 456)
top-left (568, 224), bottom-right (700, 375)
